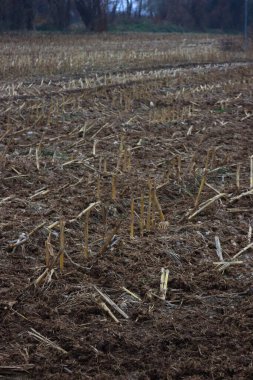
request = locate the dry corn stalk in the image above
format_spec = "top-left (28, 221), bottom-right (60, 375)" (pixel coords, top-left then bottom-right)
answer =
top-left (122, 287), bottom-right (142, 301)
top-left (230, 188), bottom-right (253, 203)
top-left (92, 139), bottom-right (98, 156)
top-left (236, 163), bottom-right (241, 190)
top-left (112, 174), bottom-right (116, 201)
top-left (248, 223), bottom-right (252, 243)
top-left (194, 149), bottom-right (212, 208)
top-left (160, 268), bottom-right (169, 300)
top-left (230, 241), bottom-right (253, 261)
top-left (35, 146), bottom-right (40, 171)
top-left (215, 236), bottom-right (223, 262)
top-left (99, 301), bottom-right (119, 323)
top-left (34, 268), bottom-right (49, 287)
top-left (28, 222), bottom-right (46, 237)
top-left (189, 193), bottom-right (226, 220)
top-left (158, 221), bottom-right (170, 230)
top-left (94, 285), bottom-right (129, 319)
top-left (217, 242), bottom-right (253, 272)
top-left (188, 154), bottom-right (196, 175)
top-left (28, 328), bottom-right (67, 354)
top-left (116, 152), bottom-right (123, 171)
top-left (209, 148), bottom-right (217, 169)
top-left (30, 189), bottom-right (49, 200)
top-left (99, 221), bottom-right (121, 255)
top-left (153, 188), bottom-right (165, 222)
top-left (35, 239), bottom-right (69, 287)
top-left (69, 201), bottom-right (100, 223)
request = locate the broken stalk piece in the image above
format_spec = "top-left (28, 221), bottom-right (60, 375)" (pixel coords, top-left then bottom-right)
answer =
top-left (160, 268), bottom-right (169, 300)
top-left (194, 148), bottom-right (212, 208)
top-left (112, 174), bottom-right (116, 201)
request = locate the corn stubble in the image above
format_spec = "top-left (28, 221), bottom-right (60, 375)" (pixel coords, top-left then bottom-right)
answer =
top-left (1, 33), bottom-right (252, 321)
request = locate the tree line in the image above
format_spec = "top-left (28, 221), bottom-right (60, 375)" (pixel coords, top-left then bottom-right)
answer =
top-left (0, 0), bottom-right (252, 32)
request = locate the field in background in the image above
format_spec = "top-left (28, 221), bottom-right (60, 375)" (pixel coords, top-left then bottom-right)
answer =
top-left (0, 33), bottom-right (253, 379)
top-left (0, 33), bottom-right (252, 81)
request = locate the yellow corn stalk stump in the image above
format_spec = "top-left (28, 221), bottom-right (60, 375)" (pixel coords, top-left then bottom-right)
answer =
top-left (194, 148), bottom-right (213, 208)
top-left (111, 174), bottom-right (117, 201)
top-left (160, 268), bottom-right (169, 300)
top-left (99, 222), bottom-right (121, 255)
top-left (236, 163), bottom-right (241, 190)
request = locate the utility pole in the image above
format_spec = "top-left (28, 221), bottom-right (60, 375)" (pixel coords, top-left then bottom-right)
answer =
top-left (244, 0), bottom-right (248, 50)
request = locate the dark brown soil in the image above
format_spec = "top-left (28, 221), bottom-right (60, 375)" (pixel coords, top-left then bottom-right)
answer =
top-left (0, 60), bottom-right (253, 379)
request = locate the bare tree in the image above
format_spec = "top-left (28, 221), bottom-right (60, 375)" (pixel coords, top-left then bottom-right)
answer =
top-left (75, 0), bottom-right (108, 31)
top-left (125, 0), bottom-right (133, 17)
top-left (0, 0), bottom-right (34, 30)
top-left (0, 0), bottom-right (9, 30)
top-left (108, 0), bottom-right (119, 21)
top-left (47, 0), bottom-right (71, 30)
top-left (137, 0), bottom-right (143, 17)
